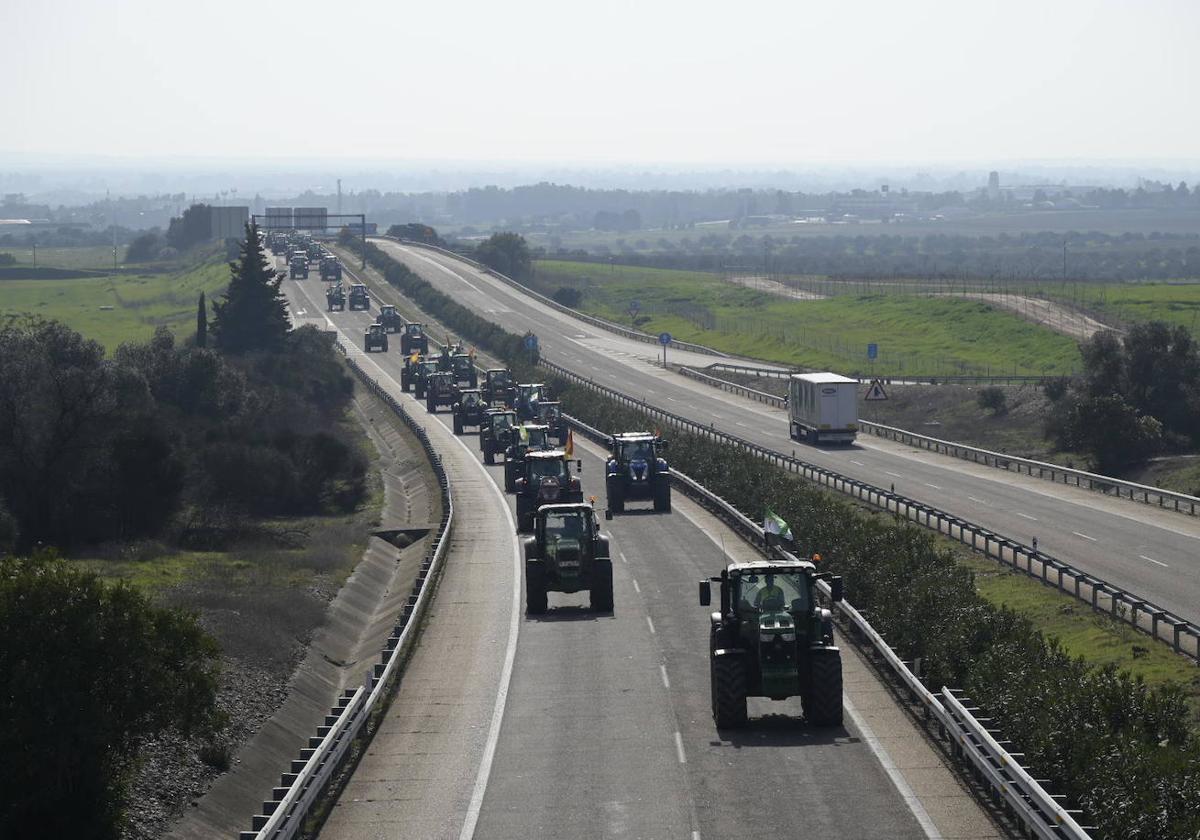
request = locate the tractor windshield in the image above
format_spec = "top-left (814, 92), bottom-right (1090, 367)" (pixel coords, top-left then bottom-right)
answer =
top-left (407, 324), bottom-right (423, 336)
top-left (543, 511), bottom-right (588, 547)
top-left (491, 414), bottom-right (514, 432)
top-left (490, 371), bottom-right (512, 386)
top-left (520, 428), bottom-right (548, 448)
top-left (735, 572), bottom-right (809, 615)
top-left (619, 440), bottom-right (654, 462)
top-left (528, 459), bottom-right (568, 480)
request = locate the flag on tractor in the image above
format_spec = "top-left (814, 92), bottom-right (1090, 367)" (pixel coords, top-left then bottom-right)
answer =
top-left (409, 351), bottom-right (419, 363)
top-left (763, 508), bottom-right (793, 541)
top-left (564, 429), bottom-right (575, 457)
top-left (519, 425), bottom-right (530, 444)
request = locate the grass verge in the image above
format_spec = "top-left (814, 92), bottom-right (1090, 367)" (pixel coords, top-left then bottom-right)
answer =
top-left (533, 258), bottom-right (1081, 375)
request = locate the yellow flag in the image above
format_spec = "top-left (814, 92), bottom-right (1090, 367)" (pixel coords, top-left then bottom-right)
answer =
top-left (409, 351), bottom-right (419, 363)
top-left (564, 429), bottom-right (575, 457)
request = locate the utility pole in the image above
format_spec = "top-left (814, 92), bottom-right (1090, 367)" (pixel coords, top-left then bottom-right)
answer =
top-left (337, 179), bottom-right (343, 214)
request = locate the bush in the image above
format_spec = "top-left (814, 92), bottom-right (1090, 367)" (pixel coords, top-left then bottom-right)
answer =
top-left (0, 553), bottom-right (219, 836)
top-left (977, 386), bottom-right (1007, 415)
top-left (125, 230), bottom-right (163, 263)
top-left (0, 253), bottom-right (15, 266)
top-left (552, 286), bottom-right (583, 308)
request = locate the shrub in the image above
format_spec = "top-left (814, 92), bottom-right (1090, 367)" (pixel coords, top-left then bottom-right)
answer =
top-left (977, 385), bottom-right (1007, 415)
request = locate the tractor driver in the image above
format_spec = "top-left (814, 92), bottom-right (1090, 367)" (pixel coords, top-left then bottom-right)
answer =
top-left (753, 573), bottom-right (786, 611)
top-left (626, 440), bottom-right (653, 462)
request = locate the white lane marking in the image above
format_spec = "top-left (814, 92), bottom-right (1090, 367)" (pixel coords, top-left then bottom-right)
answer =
top-left (667, 397), bottom-right (678, 402)
top-left (674, 731), bottom-right (687, 764)
top-left (968, 496), bottom-right (989, 505)
top-left (735, 421), bottom-right (748, 427)
top-left (850, 459), bottom-right (865, 466)
top-left (645, 388), bottom-right (656, 394)
top-left (401, 247), bottom-right (485, 293)
top-left (886, 471), bottom-right (902, 478)
top-left (646, 616), bottom-right (657, 635)
top-left (1017, 512), bottom-right (1038, 521)
top-left (1140, 554), bottom-right (1169, 568)
top-left (1073, 531), bottom-right (1098, 542)
top-left (692, 833), bottom-right (701, 840)
top-left (659, 664), bottom-right (671, 689)
top-left (924, 483), bottom-right (942, 490)
top-left (843, 693), bottom-right (943, 840)
top-left (632, 578), bottom-right (641, 593)
top-left (590, 365), bottom-right (600, 371)
top-left (619, 550), bottom-right (628, 564)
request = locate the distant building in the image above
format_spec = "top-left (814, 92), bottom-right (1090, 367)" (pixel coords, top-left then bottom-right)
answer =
top-left (987, 171), bottom-right (1000, 200)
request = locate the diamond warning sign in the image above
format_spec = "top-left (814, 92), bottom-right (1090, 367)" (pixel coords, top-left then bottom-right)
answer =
top-left (864, 379), bottom-right (888, 401)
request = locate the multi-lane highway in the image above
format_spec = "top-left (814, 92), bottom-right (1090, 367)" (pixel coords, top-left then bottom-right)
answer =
top-left (277, 263), bottom-right (1000, 839)
top-left (366, 238), bottom-right (1200, 630)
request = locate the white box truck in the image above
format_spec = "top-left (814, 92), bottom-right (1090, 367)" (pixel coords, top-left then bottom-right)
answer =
top-left (788, 372), bottom-right (859, 445)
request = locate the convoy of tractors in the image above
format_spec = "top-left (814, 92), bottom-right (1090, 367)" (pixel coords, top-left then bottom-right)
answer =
top-left (268, 230), bottom-right (844, 732)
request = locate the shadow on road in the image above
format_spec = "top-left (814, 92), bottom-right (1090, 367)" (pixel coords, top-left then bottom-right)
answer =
top-left (713, 714), bottom-right (856, 748)
top-left (526, 605), bottom-right (616, 623)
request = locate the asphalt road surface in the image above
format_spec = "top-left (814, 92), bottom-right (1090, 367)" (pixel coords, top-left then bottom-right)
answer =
top-left (278, 265), bottom-right (999, 839)
top-left (367, 239), bottom-right (1200, 631)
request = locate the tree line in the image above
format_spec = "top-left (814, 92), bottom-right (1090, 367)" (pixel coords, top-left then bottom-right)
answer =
top-left (0, 224), bottom-right (366, 835)
top-left (544, 230), bottom-right (1200, 281)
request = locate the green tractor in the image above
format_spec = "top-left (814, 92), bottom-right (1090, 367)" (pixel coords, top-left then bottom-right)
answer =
top-left (523, 502), bottom-right (613, 614)
top-left (479, 408), bottom-right (517, 465)
top-left (409, 358), bottom-right (442, 398)
top-left (326, 284), bottom-right (345, 311)
top-left (451, 388), bottom-right (486, 435)
top-left (605, 432), bottom-right (671, 515)
top-left (699, 559), bottom-right (845, 729)
top-left (514, 450), bottom-right (584, 533)
top-left (378, 304), bottom-right (403, 333)
top-left (401, 322), bottom-right (429, 356)
top-left (289, 254), bottom-right (309, 279)
top-left (503, 423), bottom-right (552, 492)
top-left (348, 283), bottom-right (371, 311)
top-left (425, 371), bottom-right (458, 414)
top-left (481, 368), bottom-right (516, 407)
top-left (450, 353), bottom-right (478, 387)
top-left (364, 322), bottom-right (389, 353)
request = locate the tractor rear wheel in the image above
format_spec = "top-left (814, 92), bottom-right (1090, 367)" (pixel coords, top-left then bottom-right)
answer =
top-left (590, 561), bottom-right (614, 612)
top-left (711, 654), bottom-right (748, 729)
top-left (653, 482), bottom-right (671, 513)
top-left (525, 563), bottom-right (547, 614)
top-left (426, 397), bottom-right (435, 413)
top-left (453, 414), bottom-right (463, 435)
top-left (803, 649), bottom-right (843, 726)
top-left (504, 465), bottom-right (516, 493)
top-left (607, 480), bottom-right (624, 514)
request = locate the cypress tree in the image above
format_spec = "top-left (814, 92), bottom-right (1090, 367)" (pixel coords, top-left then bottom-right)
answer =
top-left (195, 291), bottom-right (207, 348)
top-left (210, 222), bottom-right (289, 354)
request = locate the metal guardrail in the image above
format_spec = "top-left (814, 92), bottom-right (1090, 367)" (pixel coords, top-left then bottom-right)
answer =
top-left (679, 366), bottom-right (1200, 519)
top-left (542, 357), bottom-right (1200, 662)
top-left (381, 237), bottom-right (728, 358)
top-left (859, 421), bottom-right (1200, 517)
top-left (240, 348), bottom-right (455, 840)
top-left (560, 409), bottom-right (1091, 839)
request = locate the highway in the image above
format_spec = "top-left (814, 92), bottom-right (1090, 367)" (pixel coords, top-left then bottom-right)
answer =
top-left (277, 264), bottom-right (1000, 839)
top-left (369, 238), bottom-right (1200, 631)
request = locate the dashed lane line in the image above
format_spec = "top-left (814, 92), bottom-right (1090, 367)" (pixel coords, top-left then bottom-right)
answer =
top-left (1140, 554), bottom-right (1169, 568)
top-left (1073, 531), bottom-right (1098, 542)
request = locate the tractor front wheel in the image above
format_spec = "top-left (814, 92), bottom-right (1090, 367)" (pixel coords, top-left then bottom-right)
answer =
top-left (653, 482), bottom-right (671, 513)
top-left (803, 649), bottom-right (844, 726)
top-left (712, 654), bottom-right (748, 729)
top-left (607, 480), bottom-right (624, 514)
top-left (525, 563), bottom-right (547, 614)
top-left (590, 562), bottom-right (614, 612)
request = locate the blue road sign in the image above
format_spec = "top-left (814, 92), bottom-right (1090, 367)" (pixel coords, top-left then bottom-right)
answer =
top-left (524, 333), bottom-right (538, 351)
top-left (867, 343), bottom-right (878, 360)
top-left (659, 332), bottom-right (673, 346)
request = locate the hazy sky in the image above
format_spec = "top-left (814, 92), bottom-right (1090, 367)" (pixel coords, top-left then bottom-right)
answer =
top-left (3, 0), bottom-right (1197, 166)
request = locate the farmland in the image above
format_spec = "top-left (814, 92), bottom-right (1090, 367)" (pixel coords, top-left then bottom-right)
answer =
top-left (533, 259), bottom-right (1082, 375)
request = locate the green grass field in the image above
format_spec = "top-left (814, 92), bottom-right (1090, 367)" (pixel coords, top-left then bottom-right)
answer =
top-left (534, 259), bottom-right (1081, 375)
top-left (0, 255), bottom-right (230, 352)
top-left (1, 244), bottom-right (127, 269)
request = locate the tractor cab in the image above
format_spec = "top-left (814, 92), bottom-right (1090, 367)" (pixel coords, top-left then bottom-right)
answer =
top-left (452, 388), bottom-right (486, 434)
top-left (348, 284), bottom-right (370, 310)
top-left (699, 559), bottom-right (844, 728)
top-left (523, 502), bottom-right (612, 613)
top-left (482, 368), bottom-right (516, 406)
top-left (479, 408), bottom-right (518, 464)
top-left (364, 322), bottom-right (388, 353)
top-left (411, 358), bottom-right (442, 399)
top-left (515, 450), bottom-right (583, 532)
top-left (606, 432), bottom-right (671, 515)
top-left (451, 353), bottom-right (477, 387)
top-left (424, 371), bottom-right (457, 413)
top-left (378, 304), bottom-right (403, 333)
top-left (534, 400), bottom-right (566, 442)
top-left (515, 382), bottom-right (548, 421)
top-left (503, 423), bottom-right (553, 492)
top-left (401, 322), bottom-right (428, 355)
